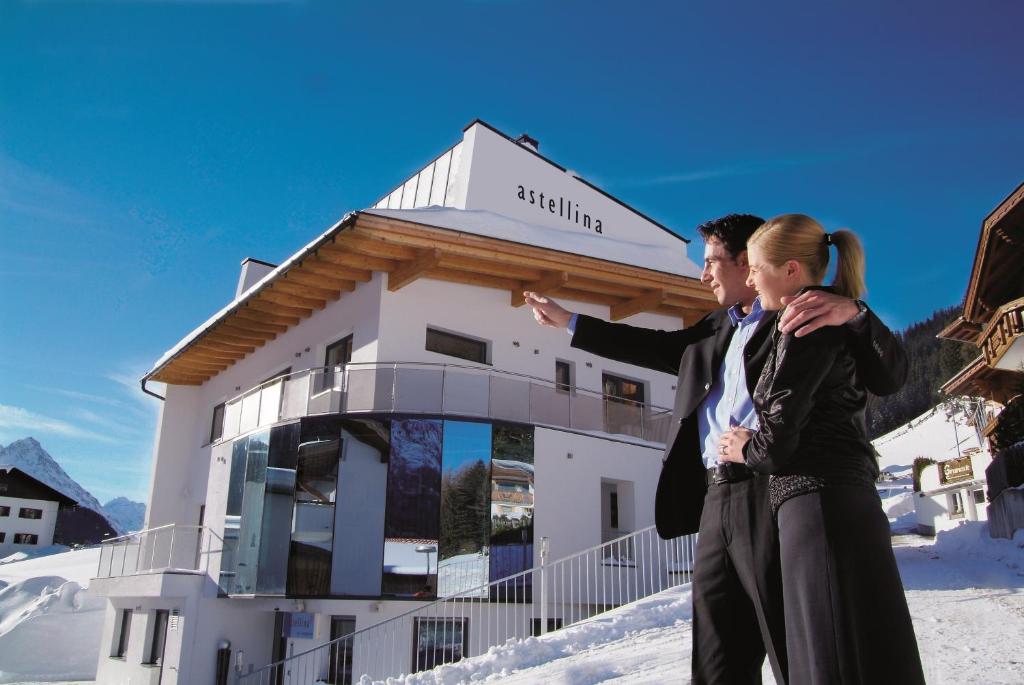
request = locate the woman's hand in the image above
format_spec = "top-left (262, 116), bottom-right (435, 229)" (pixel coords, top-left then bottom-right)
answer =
top-left (718, 427), bottom-right (752, 463)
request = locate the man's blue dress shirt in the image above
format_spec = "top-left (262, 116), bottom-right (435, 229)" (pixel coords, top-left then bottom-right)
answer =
top-left (568, 303), bottom-right (764, 469)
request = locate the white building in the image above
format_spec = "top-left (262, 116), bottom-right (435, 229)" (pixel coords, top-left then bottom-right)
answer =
top-left (88, 120), bottom-right (715, 684)
top-left (0, 465), bottom-right (77, 556)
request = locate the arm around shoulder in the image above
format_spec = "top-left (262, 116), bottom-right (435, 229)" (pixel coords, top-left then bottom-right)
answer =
top-left (845, 306), bottom-right (908, 396)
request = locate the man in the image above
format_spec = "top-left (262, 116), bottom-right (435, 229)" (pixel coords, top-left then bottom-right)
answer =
top-left (525, 214), bottom-right (906, 684)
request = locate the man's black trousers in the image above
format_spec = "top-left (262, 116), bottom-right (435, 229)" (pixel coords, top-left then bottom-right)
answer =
top-left (691, 474), bottom-right (787, 685)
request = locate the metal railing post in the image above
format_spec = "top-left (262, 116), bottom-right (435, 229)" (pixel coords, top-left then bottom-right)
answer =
top-left (391, 362), bottom-right (398, 412)
top-left (539, 536), bottom-right (549, 635)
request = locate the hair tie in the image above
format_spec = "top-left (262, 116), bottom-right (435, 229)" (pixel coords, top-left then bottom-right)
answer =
top-left (824, 232), bottom-right (832, 246)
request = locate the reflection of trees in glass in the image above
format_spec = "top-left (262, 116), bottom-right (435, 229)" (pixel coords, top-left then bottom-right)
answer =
top-left (440, 459), bottom-right (489, 559)
top-left (385, 420), bottom-right (443, 539)
top-left (492, 424), bottom-right (534, 464)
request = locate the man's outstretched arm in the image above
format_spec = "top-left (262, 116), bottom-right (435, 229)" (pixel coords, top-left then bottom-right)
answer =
top-left (524, 291), bottom-right (703, 376)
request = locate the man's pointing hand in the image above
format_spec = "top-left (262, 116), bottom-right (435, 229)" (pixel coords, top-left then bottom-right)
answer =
top-left (524, 292), bottom-right (573, 329)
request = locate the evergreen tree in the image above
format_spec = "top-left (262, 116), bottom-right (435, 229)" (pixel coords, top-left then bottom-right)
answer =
top-left (865, 305), bottom-right (979, 438)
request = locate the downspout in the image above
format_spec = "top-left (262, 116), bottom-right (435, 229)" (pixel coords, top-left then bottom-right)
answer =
top-left (141, 378), bottom-right (166, 402)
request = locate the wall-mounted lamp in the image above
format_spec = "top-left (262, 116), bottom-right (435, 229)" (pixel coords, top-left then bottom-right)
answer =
top-left (567, 452), bottom-right (574, 460)
top-left (513, 341), bottom-right (520, 347)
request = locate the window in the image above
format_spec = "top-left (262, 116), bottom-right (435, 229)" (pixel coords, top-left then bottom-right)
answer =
top-left (146, 610), bottom-right (169, 665)
top-left (13, 533), bottom-right (38, 545)
top-left (555, 360), bottom-right (573, 393)
top-left (0, 532), bottom-right (5, 543)
top-left (425, 328), bottom-right (488, 364)
top-left (19, 507), bottom-right (43, 519)
top-left (328, 616), bottom-right (356, 684)
top-left (0, 505), bottom-right (9, 516)
top-left (210, 403), bottom-right (225, 444)
top-left (602, 373), bottom-right (645, 405)
top-left (610, 491), bottom-right (619, 529)
top-left (322, 335), bottom-right (353, 390)
top-left (114, 609), bottom-right (132, 658)
top-left (412, 617), bottom-right (467, 672)
top-left (973, 489), bottom-right (986, 504)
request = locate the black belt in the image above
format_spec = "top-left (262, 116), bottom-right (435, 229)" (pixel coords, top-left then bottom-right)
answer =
top-left (706, 463), bottom-right (755, 486)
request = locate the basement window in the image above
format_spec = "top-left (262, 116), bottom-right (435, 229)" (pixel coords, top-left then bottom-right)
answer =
top-left (14, 533), bottom-right (38, 545)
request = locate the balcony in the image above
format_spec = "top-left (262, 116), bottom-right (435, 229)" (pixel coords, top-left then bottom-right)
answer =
top-left (91, 525), bottom-right (224, 596)
top-left (981, 296), bottom-right (1024, 372)
top-left (217, 362), bottom-right (673, 446)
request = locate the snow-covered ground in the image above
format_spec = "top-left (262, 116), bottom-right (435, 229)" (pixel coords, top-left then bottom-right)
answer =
top-left (367, 523), bottom-right (1024, 685)
top-left (0, 547), bottom-right (102, 684)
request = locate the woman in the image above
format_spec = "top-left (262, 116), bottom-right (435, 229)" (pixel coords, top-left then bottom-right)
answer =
top-left (718, 214), bottom-right (925, 684)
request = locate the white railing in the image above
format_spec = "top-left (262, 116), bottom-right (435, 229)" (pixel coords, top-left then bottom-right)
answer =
top-left (238, 526), bottom-right (696, 685)
top-left (218, 362), bottom-right (674, 446)
top-left (95, 524), bottom-right (223, 579)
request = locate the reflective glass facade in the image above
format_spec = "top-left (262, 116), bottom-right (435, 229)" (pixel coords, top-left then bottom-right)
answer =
top-left (221, 417), bottom-right (535, 599)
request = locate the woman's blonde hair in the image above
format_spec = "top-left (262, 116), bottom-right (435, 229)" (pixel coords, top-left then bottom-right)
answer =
top-left (747, 213), bottom-right (866, 299)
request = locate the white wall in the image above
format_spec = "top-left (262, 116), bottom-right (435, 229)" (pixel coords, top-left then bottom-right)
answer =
top-left (0, 496), bottom-right (59, 555)
top-left (534, 427), bottom-right (662, 563)
top-left (377, 274), bottom-right (681, 411)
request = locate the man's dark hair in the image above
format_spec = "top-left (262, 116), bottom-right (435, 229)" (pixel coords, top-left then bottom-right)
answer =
top-left (696, 213), bottom-right (765, 259)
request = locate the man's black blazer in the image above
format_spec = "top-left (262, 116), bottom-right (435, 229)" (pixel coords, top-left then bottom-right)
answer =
top-left (570, 304), bottom-right (907, 539)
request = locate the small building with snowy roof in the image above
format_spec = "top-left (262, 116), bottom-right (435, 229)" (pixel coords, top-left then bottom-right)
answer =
top-left (0, 465), bottom-right (77, 557)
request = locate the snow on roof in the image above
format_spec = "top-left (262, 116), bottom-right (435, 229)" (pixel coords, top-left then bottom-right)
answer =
top-left (364, 207), bottom-right (701, 279)
top-left (143, 213), bottom-right (356, 381)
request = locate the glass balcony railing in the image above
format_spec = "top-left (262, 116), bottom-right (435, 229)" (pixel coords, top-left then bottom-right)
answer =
top-left (95, 524), bottom-right (223, 580)
top-left (217, 362), bottom-right (673, 446)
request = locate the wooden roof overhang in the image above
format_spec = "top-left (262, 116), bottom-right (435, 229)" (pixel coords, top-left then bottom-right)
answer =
top-left (940, 355), bottom-right (1021, 404)
top-left (146, 212), bottom-right (716, 386)
top-left (962, 181), bottom-right (1024, 328)
top-left (936, 316), bottom-right (983, 344)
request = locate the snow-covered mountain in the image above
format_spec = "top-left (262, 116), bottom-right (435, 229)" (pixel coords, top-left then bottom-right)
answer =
top-left (0, 438), bottom-right (104, 514)
top-left (102, 497), bottom-right (146, 534)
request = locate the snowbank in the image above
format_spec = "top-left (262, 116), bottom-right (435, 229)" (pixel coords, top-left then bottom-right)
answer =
top-left (0, 548), bottom-right (103, 683)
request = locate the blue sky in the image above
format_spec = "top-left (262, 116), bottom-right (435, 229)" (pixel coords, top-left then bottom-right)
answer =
top-left (1, 1), bottom-right (1021, 504)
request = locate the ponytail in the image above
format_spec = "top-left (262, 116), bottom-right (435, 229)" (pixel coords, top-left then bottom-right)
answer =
top-left (829, 229), bottom-right (866, 300)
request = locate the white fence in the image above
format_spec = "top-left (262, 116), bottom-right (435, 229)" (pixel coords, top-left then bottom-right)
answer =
top-left (239, 526), bottom-right (696, 685)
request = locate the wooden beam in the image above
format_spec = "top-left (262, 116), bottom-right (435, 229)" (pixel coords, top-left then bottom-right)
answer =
top-left (550, 287), bottom-right (622, 307)
top-left (261, 289), bottom-right (326, 311)
top-left (206, 331), bottom-right (267, 347)
top-left (185, 348), bottom-right (242, 363)
top-left (156, 376), bottom-right (204, 386)
top-left (247, 298), bottom-right (313, 319)
top-left (513, 271), bottom-right (569, 307)
top-left (424, 268), bottom-right (521, 292)
top-left (284, 269), bottom-right (357, 292)
top-left (273, 280), bottom-right (341, 302)
top-left (221, 316), bottom-right (287, 335)
top-left (217, 322), bottom-right (277, 341)
top-left (195, 339), bottom-right (257, 354)
top-left (173, 359), bottom-right (229, 373)
top-left (564, 275), bottom-right (645, 299)
top-left (335, 233), bottom-right (418, 260)
top-left (436, 253), bottom-right (542, 281)
top-left (611, 290), bottom-right (667, 321)
top-left (388, 248), bottom-right (442, 292)
top-left (299, 258), bottom-right (373, 282)
top-left (156, 369), bottom-right (209, 383)
top-left (315, 249), bottom-right (398, 272)
top-left (235, 305), bottom-right (301, 327)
